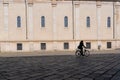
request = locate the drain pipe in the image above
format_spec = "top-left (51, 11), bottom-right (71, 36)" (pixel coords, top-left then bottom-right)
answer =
top-left (25, 0), bottom-right (28, 39)
top-left (72, 0), bottom-right (74, 40)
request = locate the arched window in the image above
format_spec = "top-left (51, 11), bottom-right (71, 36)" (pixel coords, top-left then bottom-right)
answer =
top-left (17, 16), bottom-right (21, 27)
top-left (107, 17), bottom-right (111, 27)
top-left (41, 16), bottom-right (45, 27)
top-left (86, 16), bottom-right (90, 27)
top-left (64, 16), bottom-right (68, 27)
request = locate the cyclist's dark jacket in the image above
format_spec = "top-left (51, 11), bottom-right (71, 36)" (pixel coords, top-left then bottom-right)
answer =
top-left (78, 42), bottom-right (84, 49)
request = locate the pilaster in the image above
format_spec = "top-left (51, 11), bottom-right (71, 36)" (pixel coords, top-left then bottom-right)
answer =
top-left (74, 1), bottom-right (80, 40)
top-left (3, 3), bottom-right (8, 31)
top-left (52, 0), bottom-right (57, 50)
top-left (52, 0), bottom-right (57, 7)
top-left (96, 1), bottom-right (101, 50)
top-left (3, 0), bottom-right (9, 52)
top-left (3, 0), bottom-right (9, 4)
top-left (28, 3), bottom-right (33, 40)
top-left (114, 2), bottom-right (120, 48)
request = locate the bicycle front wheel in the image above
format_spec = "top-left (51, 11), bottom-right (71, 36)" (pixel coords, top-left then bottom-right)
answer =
top-left (84, 50), bottom-right (90, 57)
top-left (75, 50), bottom-right (81, 57)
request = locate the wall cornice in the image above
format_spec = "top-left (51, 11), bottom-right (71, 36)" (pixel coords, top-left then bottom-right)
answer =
top-left (1, 0), bottom-right (119, 3)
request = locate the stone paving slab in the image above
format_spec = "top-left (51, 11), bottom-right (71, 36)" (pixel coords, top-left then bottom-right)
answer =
top-left (0, 51), bottom-right (120, 80)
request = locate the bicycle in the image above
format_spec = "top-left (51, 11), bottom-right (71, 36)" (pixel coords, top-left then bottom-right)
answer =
top-left (75, 48), bottom-right (90, 57)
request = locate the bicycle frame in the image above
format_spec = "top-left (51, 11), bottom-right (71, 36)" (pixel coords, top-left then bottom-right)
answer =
top-left (75, 48), bottom-right (90, 57)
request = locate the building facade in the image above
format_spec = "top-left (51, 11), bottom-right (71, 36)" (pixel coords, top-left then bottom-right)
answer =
top-left (0, 0), bottom-right (120, 52)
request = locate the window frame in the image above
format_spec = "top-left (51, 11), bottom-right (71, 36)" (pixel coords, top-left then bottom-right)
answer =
top-left (17, 43), bottom-right (22, 50)
top-left (17, 16), bottom-right (21, 28)
top-left (107, 42), bottom-right (112, 49)
top-left (86, 42), bottom-right (91, 49)
top-left (64, 42), bottom-right (69, 49)
top-left (107, 17), bottom-right (111, 28)
top-left (86, 16), bottom-right (90, 27)
top-left (41, 16), bottom-right (45, 27)
top-left (41, 43), bottom-right (46, 50)
top-left (64, 16), bottom-right (68, 27)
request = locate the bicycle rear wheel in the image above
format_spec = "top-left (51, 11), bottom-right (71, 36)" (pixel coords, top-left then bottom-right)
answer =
top-left (84, 50), bottom-right (90, 57)
top-left (75, 50), bottom-right (81, 57)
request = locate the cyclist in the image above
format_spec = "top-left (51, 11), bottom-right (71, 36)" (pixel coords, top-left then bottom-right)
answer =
top-left (78, 40), bottom-right (86, 56)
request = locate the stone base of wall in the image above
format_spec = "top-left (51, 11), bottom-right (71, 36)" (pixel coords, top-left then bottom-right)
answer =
top-left (0, 40), bottom-right (119, 52)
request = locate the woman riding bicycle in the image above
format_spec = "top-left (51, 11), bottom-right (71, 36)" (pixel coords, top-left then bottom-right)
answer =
top-left (78, 40), bottom-right (86, 56)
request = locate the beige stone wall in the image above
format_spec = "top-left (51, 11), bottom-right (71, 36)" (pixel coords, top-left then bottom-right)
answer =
top-left (76, 1), bottom-right (97, 40)
top-left (0, 0), bottom-right (119, 52)
top-left (0, 4), bottom-right (4, 40)
top-left (99, 2), bottom-right (113, 40)
top-left (8, 3), bottom-right (26, 41)
top-left (55, 1), bottom-right (73, 40)
top-left (33, 2), bottom-right (53, 40)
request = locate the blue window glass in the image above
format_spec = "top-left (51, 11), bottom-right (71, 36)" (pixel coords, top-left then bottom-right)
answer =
top-left (17, 16), bottom-right (21, 27)
top-left (64, 16), bottom-right (68, 27)
top-left (87, 16), bottom-right (90, 27)
top-left (41, 16), bottom-right (45, 27)
top-left (107, 17), bottom-right (111, 27)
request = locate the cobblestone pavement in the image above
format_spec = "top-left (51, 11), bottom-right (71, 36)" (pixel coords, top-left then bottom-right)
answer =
top-left (0, 52), bottom-right (120, 80)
